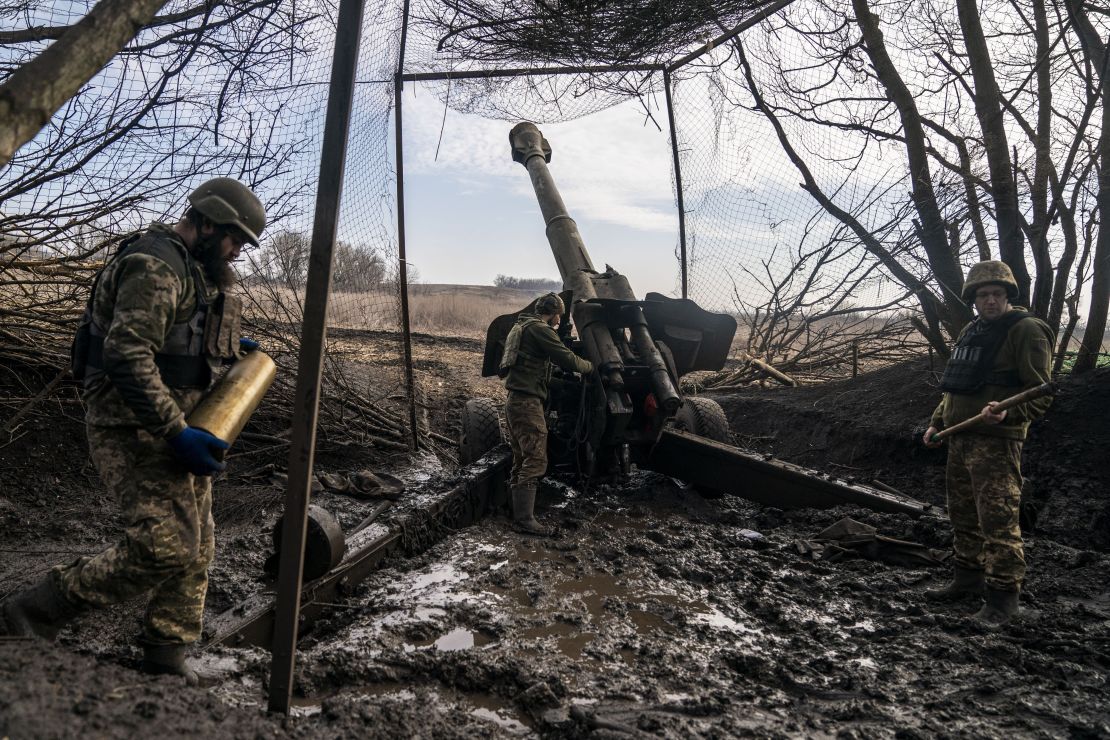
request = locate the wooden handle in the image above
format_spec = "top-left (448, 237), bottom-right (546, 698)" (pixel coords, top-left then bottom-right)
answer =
top-left (930, 382), bottom-right (1057, 443)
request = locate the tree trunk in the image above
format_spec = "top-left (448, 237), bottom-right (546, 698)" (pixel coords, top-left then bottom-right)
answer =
top-left (1075, 87), bottom-right (1110, 373)
top-left (734, 39), bottom-right (955, 356)
top-left (852, 0), bottom-right (970, 332)
top-left (0, 0), bottom-right (170, 169)
top-left (1027, 0), bottom-right (1054, 318)
top-left (1070, 0), bottom-right (1110, 373)
top-left (956, 0), bottom-right (1030, 305)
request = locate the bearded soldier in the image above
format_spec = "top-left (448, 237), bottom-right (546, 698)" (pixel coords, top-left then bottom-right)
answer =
top-left (923, 260), bottom-right (1055, 626)
top-left (500, 293), bottom-right (593, 536)
top-left (1, 178), bottom-right (265, 680)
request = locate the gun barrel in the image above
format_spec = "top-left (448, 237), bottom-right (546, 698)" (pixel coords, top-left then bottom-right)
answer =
top-left (510, 122), bottom-right (598, 300)
top-left (509, 121), bottom-right (681, 414)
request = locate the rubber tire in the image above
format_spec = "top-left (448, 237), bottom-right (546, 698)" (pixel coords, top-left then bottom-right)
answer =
top-left (672, 396), bottom-right (731, 444)
top-left (671, 397), bottom-right (731, 498)
top-left (459, 398), bottom-right (503, 466)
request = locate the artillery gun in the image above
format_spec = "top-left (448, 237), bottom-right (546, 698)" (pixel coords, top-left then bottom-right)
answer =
top-left (460, 122), bottom-right (930, 516)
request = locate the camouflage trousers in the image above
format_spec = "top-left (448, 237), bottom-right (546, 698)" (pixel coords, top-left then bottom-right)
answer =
top-left (505, 392), bottom-right (548, 486)
top-left (52, 425), bottom-right (215, 645)
top-left (946, 434), bottom-right (1025, 591)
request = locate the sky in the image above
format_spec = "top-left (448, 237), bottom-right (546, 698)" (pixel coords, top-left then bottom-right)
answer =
top-left (399, 87), bottom-right (683, 298)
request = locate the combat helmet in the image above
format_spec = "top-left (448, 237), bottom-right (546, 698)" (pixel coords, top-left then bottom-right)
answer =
top-left (962, 260), bottom-right (1019, 302)
top-left (535, 292), bottom-right (565, 315)
top-left (188, 178), bottom-right (266, 247)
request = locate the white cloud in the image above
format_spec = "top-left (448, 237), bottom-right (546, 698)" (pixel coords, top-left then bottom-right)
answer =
top-left (402, 87), bottom-right (676, 236)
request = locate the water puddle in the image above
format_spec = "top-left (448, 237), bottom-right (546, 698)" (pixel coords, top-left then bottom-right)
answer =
top-left (406, 562), bottom-right (469, 593)
top-left (471, 707), bottom-right (530, 735)
top-left (628, 608), bottom-right (672, 633)
top-left (409, 626), bottom-right (495, 652)
top-left (520, 621), bottom-right (596, 658)
top-left (589, 511), bottom-right (651, 531)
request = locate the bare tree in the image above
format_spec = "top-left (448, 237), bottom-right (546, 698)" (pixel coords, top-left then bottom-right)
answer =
top-left (699, 0), bottom-right (1106, 361)
top-left (0, 0), bottom-right (172, 168)
top-left (729, 209), bottom-right (925, 378)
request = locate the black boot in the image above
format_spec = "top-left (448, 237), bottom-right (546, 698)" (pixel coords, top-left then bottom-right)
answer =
top-left (512, 483), bottom-right (552, 537)
top-left (141, 643), bottom-right (199, 686)
top-left (1, 575), bottom-right (81, 639)
top-left (925, 566), bottom-right (985, 602)
top-left (972, 588), bottom-right (1020, 627)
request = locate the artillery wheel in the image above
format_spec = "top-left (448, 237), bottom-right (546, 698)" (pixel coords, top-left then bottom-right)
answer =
top-left (673, 397), bottom-right (731, 444)
top-left (459, 397), bottom-right (503, 466)
top-left (268, 505), bottom-right (347, 582)
top-left (671, 397), bottom-right (731, 498)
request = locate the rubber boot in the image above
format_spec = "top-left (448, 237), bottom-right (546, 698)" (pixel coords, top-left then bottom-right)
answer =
top-left (512, 483), bottom-right (552, 537)
top-left (925, 566), bottom-right (985, 602)
top-left (141, 643), bottom-right (199, 686)
top-left (972, 588), bottom-right (1020, 627)
top-left (1, 575), bottom-right (81, 639)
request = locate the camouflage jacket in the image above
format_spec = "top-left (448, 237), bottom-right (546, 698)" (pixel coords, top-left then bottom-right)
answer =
top-left (930, 307), bottom-right (1055, 441)
top-left (84, 223), bottom-right (219, 438)
top-left (503, 313), bottom-right (593, 402)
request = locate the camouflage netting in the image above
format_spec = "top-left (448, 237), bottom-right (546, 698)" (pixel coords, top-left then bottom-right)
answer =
top-left (1, 0), bottom-right (1104, 452)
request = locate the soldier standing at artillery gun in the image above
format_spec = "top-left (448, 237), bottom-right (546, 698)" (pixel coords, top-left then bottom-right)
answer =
top-left (923, 260), bottom-right (1055, 626)
top-left (1, 178), bottom-right (266, 681)
top-left (500, 293), bottom-right (593, 536)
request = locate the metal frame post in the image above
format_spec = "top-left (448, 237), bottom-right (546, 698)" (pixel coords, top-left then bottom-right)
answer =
top-left (395, 78), bottom-right (420, 450)
top-left (663, 68), bottom-right (688, 300)
top-left (395, 0), bottom-right (420, 450)
top-left (267, 0), bottom-right (366, 714)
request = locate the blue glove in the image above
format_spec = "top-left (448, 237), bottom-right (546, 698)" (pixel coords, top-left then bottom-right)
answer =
top-left (168, 427), bottom-right (229, 476)
top-left (239, 337), bottom-right (260, 352)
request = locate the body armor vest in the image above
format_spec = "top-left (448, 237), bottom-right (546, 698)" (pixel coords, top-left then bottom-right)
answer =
top-left (939, 312), bottom-right (1031, 394)
top-left (72, 234), bottom-right (240, 389)
top-left (499, 315), bottom-right (547, 378)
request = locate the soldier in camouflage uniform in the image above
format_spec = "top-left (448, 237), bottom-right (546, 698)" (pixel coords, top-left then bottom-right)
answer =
top-left (501, 293), bottom-right (593, 536)
top-left (923, 260), bottom-right (1054, 626)
top-left (1, 178), bottom-right (266, 680)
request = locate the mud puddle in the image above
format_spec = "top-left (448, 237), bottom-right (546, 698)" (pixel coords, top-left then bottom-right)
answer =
top-left (274, 472), bottom-right (1110, 736)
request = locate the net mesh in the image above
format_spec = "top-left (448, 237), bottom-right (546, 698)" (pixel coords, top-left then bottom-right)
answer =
top-left (5, 0), bottom-right (1097, 456)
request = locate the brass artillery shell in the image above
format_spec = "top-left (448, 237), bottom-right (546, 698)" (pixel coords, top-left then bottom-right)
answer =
top-left (187, 350), bottom-right (277, 447)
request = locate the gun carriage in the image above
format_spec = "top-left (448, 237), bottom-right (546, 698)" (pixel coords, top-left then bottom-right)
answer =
top-left (461, 122), bottom-right (929, 516)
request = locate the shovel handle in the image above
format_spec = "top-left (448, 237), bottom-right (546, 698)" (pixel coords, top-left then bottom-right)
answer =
top-left (930, 382), bottom-right (1057, 443)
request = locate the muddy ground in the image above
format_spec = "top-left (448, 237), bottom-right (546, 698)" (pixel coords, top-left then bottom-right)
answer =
top-left (2, 335), bottom-right (1109, 738)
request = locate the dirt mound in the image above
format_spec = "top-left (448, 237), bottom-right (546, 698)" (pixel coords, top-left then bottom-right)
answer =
top-left (1024, 367), bottom-right (1110, 549)
top-left (712, 360), bottom-right (1110, 551)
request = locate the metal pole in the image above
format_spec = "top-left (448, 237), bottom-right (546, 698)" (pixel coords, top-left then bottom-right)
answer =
top-left (267, 0), bottom-right (365, 714)
top-left (666, 0), bottom-right (798, 73)
top-left (401, 63), bottom-right (662, 82)
top-left (395, 0), bottom-right (420, 451)
top-left (663, 69), bottom-right (688, 300)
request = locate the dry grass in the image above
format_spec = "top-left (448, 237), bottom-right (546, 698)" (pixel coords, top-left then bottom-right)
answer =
top-left (241, 282), bottom-right (536, 337)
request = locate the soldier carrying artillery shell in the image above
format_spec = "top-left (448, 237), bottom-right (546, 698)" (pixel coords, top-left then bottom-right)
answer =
top-left (1, 178), bottom-right (268, 681)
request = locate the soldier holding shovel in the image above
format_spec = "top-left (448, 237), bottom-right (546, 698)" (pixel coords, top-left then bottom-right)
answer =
top-left (923, 261), bottom-right (1055, 626)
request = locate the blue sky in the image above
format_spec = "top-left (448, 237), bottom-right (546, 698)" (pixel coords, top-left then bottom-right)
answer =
top-left (399, 89), bottom-right (684, 298)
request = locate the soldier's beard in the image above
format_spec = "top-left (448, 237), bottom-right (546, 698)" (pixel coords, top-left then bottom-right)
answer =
top-left (196, 234), bottom-right (238, 290)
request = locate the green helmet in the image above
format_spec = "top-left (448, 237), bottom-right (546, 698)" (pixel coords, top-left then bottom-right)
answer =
top-left (188, 178), bottom-right (266, 247)
top-left (535, 292), bottom-right (565, 316)
top-left (962, 260), bottom-right (1019, 302)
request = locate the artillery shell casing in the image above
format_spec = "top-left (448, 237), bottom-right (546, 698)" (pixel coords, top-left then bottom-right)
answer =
top-left (187, 350), bottom-right (277, 448)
